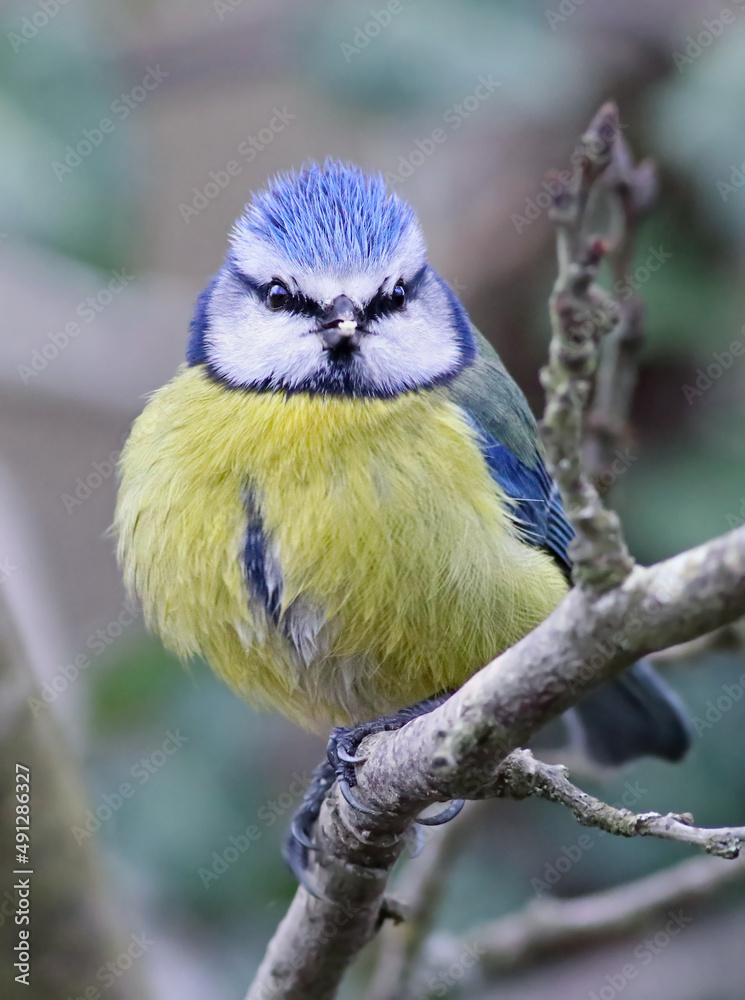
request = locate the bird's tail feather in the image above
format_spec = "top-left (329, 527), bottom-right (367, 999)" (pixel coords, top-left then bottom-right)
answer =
top-left (565, 660), bottom-right (691, 767)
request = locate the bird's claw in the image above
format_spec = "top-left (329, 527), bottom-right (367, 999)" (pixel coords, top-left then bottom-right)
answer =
top-left (327, 726), bottom-right (374, 784)
top-left (416, 799), bottom-right (466, 826)
top-left (290, 815), bottom-right (319, 851)
top-left (337, 775), bottom-right (377, 815)
top-left (334, 744), bottom-right (369, 765)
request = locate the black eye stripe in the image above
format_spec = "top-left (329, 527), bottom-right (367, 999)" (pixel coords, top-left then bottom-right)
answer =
top-left (266, 286), bottom-right (321, 317)
top-left (229, 266), bottom-right (321, 317)
top-left (365, 292), bottom-right (401, 320)
top-left (229, 262), bottom-right (430, 321)
top-left (364, 264), bottom-right (428, 320)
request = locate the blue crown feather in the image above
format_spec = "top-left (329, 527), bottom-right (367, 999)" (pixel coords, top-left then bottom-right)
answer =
top-left (234, 160), bottom-right (419, 270)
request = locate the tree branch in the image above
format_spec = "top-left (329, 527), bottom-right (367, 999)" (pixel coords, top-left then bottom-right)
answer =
top-left (585, 133), bottom-right (657, 485)
top-left (363, 802), bottom-right (487, 1000)
top-left (541, 101), bottom-right (634, 590)
top-left (651, 617), bottom-right (745, 664)
top-left (446, 851), bottom-right (745, 980)
top-left (494, 749), bottom-right (745, 858)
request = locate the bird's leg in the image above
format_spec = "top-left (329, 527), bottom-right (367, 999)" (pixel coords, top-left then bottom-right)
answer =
top-left (282, 757), bottom-right (335, 891)
top-left (283, 693), bottom-right (465, 884)
top-left (328, 692), bottom-right (465, 825)
top-left (328, 692), bottom-right (451, 786)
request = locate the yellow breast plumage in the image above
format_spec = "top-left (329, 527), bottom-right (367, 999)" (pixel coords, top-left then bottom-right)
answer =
top-left (115, 364), bottom-right (567, 733)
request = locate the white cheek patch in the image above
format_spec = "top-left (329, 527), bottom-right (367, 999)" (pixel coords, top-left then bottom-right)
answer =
top-left (363, 303), bottom-right (462, 393)
top-left (206, 278), bottom-right (324, 389)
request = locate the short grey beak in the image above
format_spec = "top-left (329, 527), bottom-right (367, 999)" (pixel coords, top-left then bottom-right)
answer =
top-left (320, 294), bottom-right (363, 353)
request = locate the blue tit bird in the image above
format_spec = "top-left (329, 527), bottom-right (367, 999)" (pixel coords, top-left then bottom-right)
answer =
top-left (115, 161), bottom-right (690, 879)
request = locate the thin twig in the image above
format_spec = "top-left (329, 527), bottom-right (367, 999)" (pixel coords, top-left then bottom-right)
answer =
top-left (494, 750), bottom-right (745, 859)
top-left (584, 137), bottom-right (657, 484)
top-left (540, 101), bottom-right (634, 590)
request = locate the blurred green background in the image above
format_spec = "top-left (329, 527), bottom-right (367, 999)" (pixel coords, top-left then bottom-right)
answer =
top-left (2, 1), bottom-right (745, 998)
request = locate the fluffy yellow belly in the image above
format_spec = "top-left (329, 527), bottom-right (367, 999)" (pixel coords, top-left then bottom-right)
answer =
top-left (115, 365), bottom-right (568, 733)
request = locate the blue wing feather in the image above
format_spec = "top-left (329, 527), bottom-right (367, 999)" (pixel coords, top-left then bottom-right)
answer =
top-left (462, 412), bottom-right (574, 574)
top-left (447, 331), bottom-right (574, 575)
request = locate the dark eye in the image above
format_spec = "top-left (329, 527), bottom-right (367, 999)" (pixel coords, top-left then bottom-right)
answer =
top-left (266, 282), bottom-right (290, 310)
top-left (391, 283), bottom-right (406, 310)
